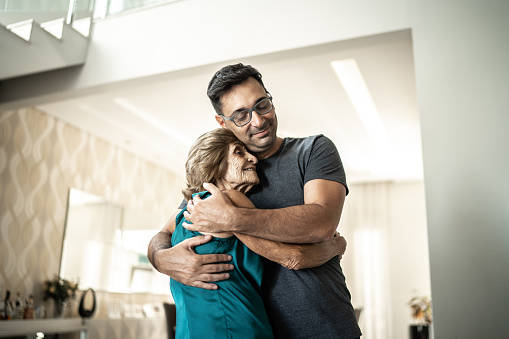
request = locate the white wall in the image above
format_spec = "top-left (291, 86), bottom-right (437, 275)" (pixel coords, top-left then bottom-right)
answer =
top-left (410, 0), bottom-right (509, 337)
top-left (78, 0), bottom-right (411, 87)
top-left (0, 0), bottom-right (411, 104)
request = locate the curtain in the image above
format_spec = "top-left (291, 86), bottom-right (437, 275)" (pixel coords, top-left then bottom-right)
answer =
top-left (340, 182), bottom-right (393, 339)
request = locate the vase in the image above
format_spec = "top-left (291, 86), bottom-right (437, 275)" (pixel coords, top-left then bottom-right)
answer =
top-left (410, 325), bottom-right (429, 339)
top-left (54, 300), bottom-right (67, 318)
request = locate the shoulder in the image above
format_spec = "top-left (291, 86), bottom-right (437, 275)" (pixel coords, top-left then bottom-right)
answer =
top-left (307, 134), bottom-right (335, 147)
top-left (285, 134), bottom-right (334, 148)
top-left (282, 135), bottom-right (337, 157)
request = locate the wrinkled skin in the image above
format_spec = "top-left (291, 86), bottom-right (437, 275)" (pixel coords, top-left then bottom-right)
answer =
top-left (216, 142), bottom-right (259, 194)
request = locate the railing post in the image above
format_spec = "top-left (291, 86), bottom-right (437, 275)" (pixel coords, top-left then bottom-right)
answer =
top-left (66, 0), bottom-right (78, 24)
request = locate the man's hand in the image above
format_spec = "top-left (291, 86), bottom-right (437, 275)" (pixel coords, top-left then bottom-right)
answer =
top-left (154, 234), bottom-right (234, 290)
top-left (185, 180), bottom-right (346, 243)
top-left (183, 183), bottom-right (235, 234)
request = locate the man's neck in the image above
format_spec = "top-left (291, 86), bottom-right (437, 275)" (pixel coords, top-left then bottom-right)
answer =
top-left (254, 137), bottom-right (284, 160)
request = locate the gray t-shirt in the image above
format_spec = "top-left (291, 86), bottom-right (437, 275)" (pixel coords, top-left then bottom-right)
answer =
top-left (247, 135), bottom-right (361, 339)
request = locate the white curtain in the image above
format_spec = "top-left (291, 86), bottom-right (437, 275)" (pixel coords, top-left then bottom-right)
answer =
top-left (339, 182), bottom-right (393, 339)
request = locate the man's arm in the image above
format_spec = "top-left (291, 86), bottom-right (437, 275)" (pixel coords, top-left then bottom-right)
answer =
top-left (184, 179), bottom-right (346, 243)
top-left (223, 190), bottom-right (347, 269)
top-left (147, 209), bottom-right (234, 290)
top-left (236, 232), bottom-right (347, 270)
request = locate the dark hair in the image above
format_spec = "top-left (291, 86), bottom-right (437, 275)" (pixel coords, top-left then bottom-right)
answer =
top-left (207, 63), bottom-right (268, 115)
top-left (182, 128), bottom-right (239, 200)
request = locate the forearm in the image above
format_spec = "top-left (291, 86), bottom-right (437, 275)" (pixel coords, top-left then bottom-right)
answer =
top-left (234, 232), bottom-right (347, 270)
top-left (229, 204), bottom-right (338, 243)
top-left (148, 231), bottom-right (172, 271)
top-left (186, 181), bottom-right (346, 243)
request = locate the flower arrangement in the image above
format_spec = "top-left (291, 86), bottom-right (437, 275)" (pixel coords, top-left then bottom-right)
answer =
top-left (408, 295), bottom-right (432, 325)
top-left (43, 275), bottom-right (79, 317)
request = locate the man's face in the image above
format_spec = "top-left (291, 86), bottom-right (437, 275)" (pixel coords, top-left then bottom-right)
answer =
top-left (215, 77), bottom-right (278, 157)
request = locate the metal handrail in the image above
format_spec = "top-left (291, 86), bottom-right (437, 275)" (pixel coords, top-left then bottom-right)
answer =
top-left (94, 0), bottom-right (180, 20)
top-left (0, 0), bottom-right (94, 25)
top-left (1, 0), bottom-right (181, 22)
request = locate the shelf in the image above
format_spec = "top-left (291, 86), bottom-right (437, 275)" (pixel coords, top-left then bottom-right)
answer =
top-left (0, 318), bottom-right (88, 338)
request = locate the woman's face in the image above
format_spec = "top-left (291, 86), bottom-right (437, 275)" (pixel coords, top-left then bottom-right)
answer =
top-left (218, 141), bottom-right (259, 193)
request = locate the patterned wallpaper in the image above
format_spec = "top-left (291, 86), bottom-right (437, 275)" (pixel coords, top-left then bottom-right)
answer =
top-left (0, 107), bottom-right (183, 303)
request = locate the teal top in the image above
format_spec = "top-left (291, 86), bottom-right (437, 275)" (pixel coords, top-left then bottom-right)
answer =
top-left (170, 191), bottom-right (273, 339)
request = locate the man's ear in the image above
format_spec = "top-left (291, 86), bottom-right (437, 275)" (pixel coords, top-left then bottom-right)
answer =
top-left (215, 115), bottom-right (228, 129)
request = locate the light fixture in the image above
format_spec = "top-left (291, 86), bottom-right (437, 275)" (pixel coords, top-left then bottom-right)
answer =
top-left (331, 59), bottom-right (392, 152)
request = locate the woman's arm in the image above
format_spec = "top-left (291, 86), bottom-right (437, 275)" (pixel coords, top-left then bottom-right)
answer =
top-left (223, 190), bottom-right (347, 270)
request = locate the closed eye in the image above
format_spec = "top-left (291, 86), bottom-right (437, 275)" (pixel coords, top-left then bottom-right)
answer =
top-left (233, 144), bottom-right (244, 155)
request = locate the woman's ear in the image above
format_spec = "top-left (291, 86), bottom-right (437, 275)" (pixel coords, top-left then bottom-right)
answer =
top-left (215, 115), bottom-right (227, 129)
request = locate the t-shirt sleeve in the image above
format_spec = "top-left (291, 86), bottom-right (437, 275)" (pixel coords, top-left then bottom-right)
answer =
top-left (178, 198), bottom-right (187, 209)
top-left (304, 135), bottom-right (349, 195)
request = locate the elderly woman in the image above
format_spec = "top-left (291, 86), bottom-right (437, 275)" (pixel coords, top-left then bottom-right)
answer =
top-left (169, 128), bottom-right (346, 338)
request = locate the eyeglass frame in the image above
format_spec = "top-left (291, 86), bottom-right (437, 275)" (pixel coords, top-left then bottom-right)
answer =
top-left (219, 93), bottom-right (274, 127)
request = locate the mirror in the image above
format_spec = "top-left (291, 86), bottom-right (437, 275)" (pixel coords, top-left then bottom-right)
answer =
top-left (60, 188), bottom-right (169, 294)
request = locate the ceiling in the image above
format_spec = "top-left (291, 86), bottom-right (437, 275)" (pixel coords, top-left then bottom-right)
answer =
top-left (37, 29), bottom-right (423, 184)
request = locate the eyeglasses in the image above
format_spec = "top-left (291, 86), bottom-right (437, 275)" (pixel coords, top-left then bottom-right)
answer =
top-left (221, 95), bottom-right (274, 127)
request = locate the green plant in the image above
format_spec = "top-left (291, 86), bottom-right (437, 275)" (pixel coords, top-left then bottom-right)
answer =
top-left (408, 295), bottom-right (432, 325)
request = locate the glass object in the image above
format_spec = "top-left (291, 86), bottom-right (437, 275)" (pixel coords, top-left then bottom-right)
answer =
top-left (13, 292), bottom-right (23, 320)
top-left (0, 0), bottom-right (94, 38)
top-left (0, 0), bottom-right (94, 22)
top-left (221, 96), bottom-right (274, 127)
top-left (54, 300), bottom-right (67, 318)
top-left (93, 0), bottom-right (181, 19)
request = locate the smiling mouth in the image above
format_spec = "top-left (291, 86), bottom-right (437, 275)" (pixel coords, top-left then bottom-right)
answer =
top-left (252, 124), bottom-right (270, 136)
top-left (243, 168), bottom-right (256, 171)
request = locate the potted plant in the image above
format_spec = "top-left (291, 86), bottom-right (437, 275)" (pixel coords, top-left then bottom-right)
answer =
top-left (43, 275), bottom-right (78, 318)
top-left (408, 295), bottom-right (432, 339)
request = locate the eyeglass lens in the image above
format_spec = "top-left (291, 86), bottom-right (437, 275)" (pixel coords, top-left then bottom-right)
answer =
top-left (233, 97), bottom-right (273, 126)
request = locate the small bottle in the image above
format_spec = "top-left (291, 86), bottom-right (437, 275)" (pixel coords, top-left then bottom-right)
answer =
top-left (4, 290), bottom-right (13, 320)
top-left (0, 288), bottom-right (5, 320)
top-left (14, 291), bottom-right (24, 320)
top-left (23, 295), bottom-right (34, 320)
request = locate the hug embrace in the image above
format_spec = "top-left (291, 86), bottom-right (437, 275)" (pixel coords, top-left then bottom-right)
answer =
top-left (148, 63), bottom-right (361, 339)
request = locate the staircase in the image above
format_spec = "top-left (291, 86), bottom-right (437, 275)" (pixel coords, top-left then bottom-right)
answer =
top-left (0, 11), bottom-right (92, 81)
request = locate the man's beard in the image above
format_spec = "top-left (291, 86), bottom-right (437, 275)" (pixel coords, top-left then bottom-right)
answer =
top-left (247, 118), bottom-right (278, 153)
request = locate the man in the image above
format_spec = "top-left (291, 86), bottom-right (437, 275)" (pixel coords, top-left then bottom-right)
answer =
top-left (149, 64), bottom-right (361, 338)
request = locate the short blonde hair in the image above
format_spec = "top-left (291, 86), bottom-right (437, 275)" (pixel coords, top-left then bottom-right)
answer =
top-left (182, 128), bottom-right (239, 200)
